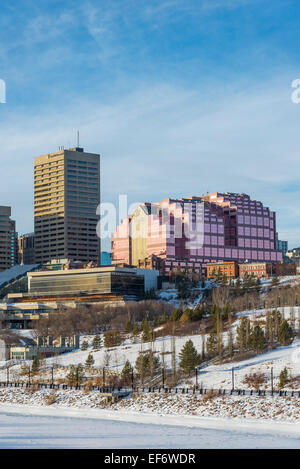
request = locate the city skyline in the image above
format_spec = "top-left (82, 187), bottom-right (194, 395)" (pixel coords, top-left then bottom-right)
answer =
top-left (1, 1), bottom-right (300, 248)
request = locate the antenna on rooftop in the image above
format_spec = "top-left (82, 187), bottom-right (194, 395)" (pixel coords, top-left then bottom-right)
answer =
top-left (77, 130), bottom-right (80, 148)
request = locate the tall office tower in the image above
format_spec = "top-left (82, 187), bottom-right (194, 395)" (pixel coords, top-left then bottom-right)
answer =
top-left (18, 232), bottom-right (35, 264)
top-left (0, 206), bottom-right (18, 271)
top-left (34, 147), bottom-right (100, 265)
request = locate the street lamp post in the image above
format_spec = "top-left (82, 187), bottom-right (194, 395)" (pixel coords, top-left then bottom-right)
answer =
top-left (271, 367), bottom-right (274, 396)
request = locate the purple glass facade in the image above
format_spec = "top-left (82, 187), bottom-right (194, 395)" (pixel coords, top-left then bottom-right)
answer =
top-left (112, 192), bottom-right (283, 274)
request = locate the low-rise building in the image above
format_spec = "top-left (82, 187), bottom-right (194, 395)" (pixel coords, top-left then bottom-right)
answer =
top-left (239, 262), bottom-right (296, 278)
top-left (206, 261), bottom-right (238, 279)
top-left (27, 266), bottom-right (159, 299)
top-left (0, 266), bottom-right (160, 329)
top-left (0, 333), bottom-right (79, 360)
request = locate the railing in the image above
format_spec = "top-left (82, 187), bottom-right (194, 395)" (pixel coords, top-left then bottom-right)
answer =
top-left (0, 381), bottom-right (298, 397)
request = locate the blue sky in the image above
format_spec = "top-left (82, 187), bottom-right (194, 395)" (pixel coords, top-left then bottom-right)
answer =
top-left (1, 0), bottom-right (300, 250)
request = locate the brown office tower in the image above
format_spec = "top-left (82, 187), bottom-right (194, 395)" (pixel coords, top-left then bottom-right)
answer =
top-left (18, 232), bottom-right (35, 264)
top-left (34, 147), bottom-right (100, 265)
top-left (0, 206), bottom-right (18, 271)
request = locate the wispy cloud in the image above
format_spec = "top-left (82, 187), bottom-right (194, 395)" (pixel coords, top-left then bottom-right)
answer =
top-left (1, 74), bottom-right (300, 248)
top-left (1, 0), bottom-right (300, 251)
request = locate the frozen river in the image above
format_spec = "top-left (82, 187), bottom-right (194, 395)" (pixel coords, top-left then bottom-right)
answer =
top-left (0, 405), bottom-right (299, 449)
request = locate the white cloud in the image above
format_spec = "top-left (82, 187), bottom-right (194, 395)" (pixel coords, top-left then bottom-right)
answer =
top-left (0, 74), bottom-right (299, 247)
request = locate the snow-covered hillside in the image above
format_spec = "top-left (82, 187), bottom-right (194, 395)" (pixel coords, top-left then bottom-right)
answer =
top-left (1, 305), bottom-right (299, 391)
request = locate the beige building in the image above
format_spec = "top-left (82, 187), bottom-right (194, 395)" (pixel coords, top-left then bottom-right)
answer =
top-left (34, 147), bottom-right (100, 265)
top-left (0, 333), bottom-right (80, 361)
top-left (0, 206), bottom-right (18, 272)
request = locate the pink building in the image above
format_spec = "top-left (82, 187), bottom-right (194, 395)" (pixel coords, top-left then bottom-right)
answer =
top-left (111, 192), bottom-right (283, 275)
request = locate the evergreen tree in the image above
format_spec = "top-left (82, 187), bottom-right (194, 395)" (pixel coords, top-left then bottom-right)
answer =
top-left (278, 320), bottom-right (294, 346)
top-left (215, 268), bottom-right (223, 284)
top-left (242, 273), bottom-right (250, 292)
top-left (141, 317), bottom-right (151, 342)
top-left (81, 340), bottom-right (88, 351)
top-left (265, 311), bottom-right (274, 346)
top-left (220, 272), bottom-right (228, 287)
top-left (85, 353), bottom-right (95, 368)
top-left (272, 310), bottom-right (282, 341)
top-left (250, 324), bottom-right (267, 354)
top-left (121, 360), bottom-right (133, 384)
top-left (159, 312), bottom-right (168, 324)
top-left (190, 304), bottom-right (206, 321)
top-left (131, 323), bottom-right (140, 344)
top-left (179, 339), bottom-right (201, 375)
top-left (216, 313), bottom-right (224, 363)
top-left (148, 349), bottom-right (158, 378)
top-left (92, 334), bottom-right (102, 350)
top-left (279, 367), bottom-right (289, 388)
top-left (104, 330), bottom-right (122, 347)
top-left (249, 273), bottom-right (256, 288)
top-left (175, 272), bottom-right (192, 299)
top-left (125, 319), bottom-right (133, 333)
top-left (135, 351), bottom-right (160, 383)
top-left (171, 334), bottom-right (176, 379)
top-left (169, 308), bottom-right (183, 322)
top-left (233, 277), bottom-right (241, 297)
top-left (289, 307), bottom-right (296, 334)
top-left (66, 364), bottom-right (85, 385)
top-left (206, 330), bottom-right (217, 357)
top-left (236, 317), bottom-right (251, 353)
top-left (228, 311), bottom-right (234, 358)
top-left (31, 354), bottom-right (43, 375)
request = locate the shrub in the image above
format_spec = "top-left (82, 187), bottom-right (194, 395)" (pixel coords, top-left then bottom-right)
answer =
top-left (202, 389), bottom-right (217, 402)
top-left (44, 391), bottom-right (58, 405)
top-left (242, 372), bottom-right (267, 390)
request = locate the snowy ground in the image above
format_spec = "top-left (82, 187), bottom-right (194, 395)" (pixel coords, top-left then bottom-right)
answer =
top-left (0, 386), bottom-right (299, 421)
top-left (0, 404), bottom-right (299, 448)
top-left (157, 280), bottom-right (215, 307)
top-left (195, 339), bottom-right (300, 391)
